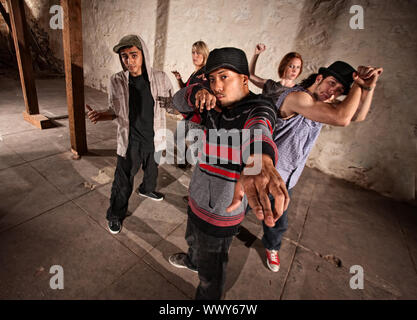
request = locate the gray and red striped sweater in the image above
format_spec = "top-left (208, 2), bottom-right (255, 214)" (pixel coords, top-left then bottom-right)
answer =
top-left (172, 84), bottom-right (278, 237)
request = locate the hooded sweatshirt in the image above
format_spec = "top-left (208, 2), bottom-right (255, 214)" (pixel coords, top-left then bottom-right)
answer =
top-left (173, 84), bottom-right (279, 237)
top-left (106, 35), bottom-right (173, 156)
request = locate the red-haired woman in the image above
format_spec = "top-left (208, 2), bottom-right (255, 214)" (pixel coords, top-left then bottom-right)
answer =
top-left (249, 43), bottom-right (303, 103)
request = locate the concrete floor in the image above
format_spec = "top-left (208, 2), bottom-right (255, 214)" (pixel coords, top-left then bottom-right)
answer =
top-left (0, 72), bottom-right (416, 300)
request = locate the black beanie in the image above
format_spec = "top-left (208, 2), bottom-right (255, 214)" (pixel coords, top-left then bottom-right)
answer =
top-left (205, 47), bottom-right (250, 77)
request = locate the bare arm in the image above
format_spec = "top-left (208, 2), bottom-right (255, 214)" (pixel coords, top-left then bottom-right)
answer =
top-left (249, 44), bottom-right (267, 89)
top-left (352, 67), bottom-right (383, 122)
top-left (284, 83), bottom-right (363, 126)
top-left (352, 87), bottom-right (375, 122)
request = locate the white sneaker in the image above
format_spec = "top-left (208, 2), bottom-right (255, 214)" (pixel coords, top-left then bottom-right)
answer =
top-left (168, 253), bottom-right (198, 273)
top-left (266, 249), bottom-right (280, 272)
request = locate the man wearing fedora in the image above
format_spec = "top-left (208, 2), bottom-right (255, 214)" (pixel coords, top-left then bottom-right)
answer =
top-left (86, 34), bottom-right (173, 235)
top-left (258, 61), bottom-right (383, 273)
top-left (168, 47), bottom-right (290, 299)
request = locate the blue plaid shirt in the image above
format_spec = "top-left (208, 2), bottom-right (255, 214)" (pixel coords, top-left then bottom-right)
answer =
top-left (268, 86), bottom-right (323, 189)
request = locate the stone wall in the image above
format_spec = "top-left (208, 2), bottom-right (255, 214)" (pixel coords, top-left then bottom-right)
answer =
top-left (0, 0), bottom-right (63, 73)
top-left (298, 0), bottom-right (417, 202)
top-left (1, 0), bottom-right (415, 202)
top-left (0, 0), bottom-right (16, 68)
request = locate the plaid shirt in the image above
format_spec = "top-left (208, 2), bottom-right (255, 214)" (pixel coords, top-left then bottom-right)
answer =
top-left (271, 86), bottom-right (323, 189)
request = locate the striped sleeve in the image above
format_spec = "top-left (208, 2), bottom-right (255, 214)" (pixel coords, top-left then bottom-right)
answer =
top-left (241, 105), bottom-right (278, 167)
top-left (172, 84), bottom-right (209, 125)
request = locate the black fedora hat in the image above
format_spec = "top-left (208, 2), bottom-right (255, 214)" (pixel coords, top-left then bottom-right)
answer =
top-left (318, 61), bottom-right (355, 95)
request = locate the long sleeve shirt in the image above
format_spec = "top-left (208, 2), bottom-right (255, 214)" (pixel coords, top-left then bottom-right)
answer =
top-left (173, 84), bottom-right (278, 237)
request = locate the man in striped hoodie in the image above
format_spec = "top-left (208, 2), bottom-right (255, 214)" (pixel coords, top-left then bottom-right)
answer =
top-left (169, 47), bottom-right (289, 299)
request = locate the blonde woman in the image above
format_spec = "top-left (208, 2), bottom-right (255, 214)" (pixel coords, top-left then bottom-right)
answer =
top-left (172, 41), bottom-right (209, 88)
top-left (172, 41), bottom-right (209, 171)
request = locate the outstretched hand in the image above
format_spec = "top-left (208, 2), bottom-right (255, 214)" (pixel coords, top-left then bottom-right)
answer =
top-left (226, 154), bottom-right (290, 227)
top-left (195, 89), bottom-right (221, 113)
top-left (86, 104), bottom-right (101, 124)
top-left (86, 104), bottom-right (115, 123)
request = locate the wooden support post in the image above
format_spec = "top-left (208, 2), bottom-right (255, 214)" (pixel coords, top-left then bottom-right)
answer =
top-left (61, 0), bottom-right (87, 157)
top-left (7, 0), bottom-right (52, 129)
top-left (0, 2), bottom-right (12, 30)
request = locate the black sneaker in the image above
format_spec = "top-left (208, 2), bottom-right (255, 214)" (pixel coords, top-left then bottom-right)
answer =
top-left (108, 219), bottom-right (122, 234)
top-left (168, 253), bottom-right (197, 273)
top-left (138, 190), bottom-right (164, 201)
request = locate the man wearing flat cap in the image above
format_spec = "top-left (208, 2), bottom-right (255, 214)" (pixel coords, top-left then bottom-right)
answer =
top-left (257, 61), bottom-right (383, 274)
top-left (87, 34), bottom-right (173, 235)
top-left (169, 47), bottom-right (290, 299)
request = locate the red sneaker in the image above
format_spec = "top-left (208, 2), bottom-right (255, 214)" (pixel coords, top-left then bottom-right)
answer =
top-left (266, 249), bottom-right (280, 272)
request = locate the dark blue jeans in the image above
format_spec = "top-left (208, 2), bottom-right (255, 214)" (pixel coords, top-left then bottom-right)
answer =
top-left (184, 212), bottom-right (233, 300)
top-left (262, 189), bottom-right (292, 251)
top-left (106, 140), bottom-right (160, 222)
